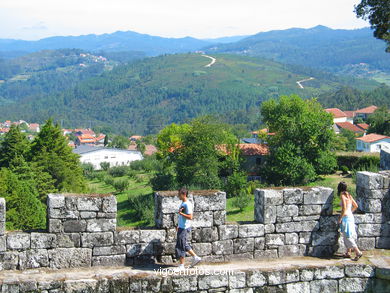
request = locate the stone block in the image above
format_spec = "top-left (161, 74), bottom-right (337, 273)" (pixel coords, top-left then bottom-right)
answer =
top-left (276, 221), bottom-right (319, 233)
top-left (0, 198), bottom-right (6, 223)
top-left (93, 245), bottom-right (126, 256)
top-left (214, 210), bottom-right (226, 226)
top-left (254, 237), bottom-right (265, 250)
top-left (319, 215), bottom-right (338, 231)
top-left (314, 266), bottom-right (344, 279)
top-left (48, 207), bottom-right (79, 219)
top-left (48, 219), bottom-right (63, 233)
top-left (286, 282), bottom-right (310, 293)
top-left (191, 243), bottom-right (212, 256)
top-left (63, 279), bottom-right (99, 292)
top-left (192, 211), bottom-right (213, 228)
top-left (47, 194), bottom-right (65, 209)
top-left (171, 276), bottom-right (198, 292)
top-left (165, 228), bottom-right (176, 242)
top-left (86, 219), bottom-right (116, 232)
top-left (63, 219), bottom-right (87, 233)
top-left (277, 205), bottom-right (299, 217)
top-left (156, 242), bottom-right (176, 255)
top-left (155, 213), bottom-right (174, 228)
top-left (357, 187), bottom-right (387, 200)
top-left (265, 234), bottom-right (285, 246)
top-left (0, 235), bottom-right (6, 252)
top-left (126, 243), bottom-right (154, 256)
top-left (198, 274), bottom-right (229, 289)
top-left (267, 269), bottom-right (299, 285)
top-left (239, 224), bottom-right (265, 238)
top-left (345, 264), bottom-right (375, 278)
top-left (233, 238), bottom-right (254, 253)
top-left (140, 229), bottom-right (166, 243)
top-left (277, 216), bottom-right (292, 223)
top-left (97, 212), bottom-right (116, 219)
top-left (299, 205), bottom-right (322, 216)
top-left (293, 215), bottom-right (321, 221)
top-left (285, 233), bottom-right (299, 245)
top-left (193, 227), bottom-right (218, 242)
top-left (212, 240), bottom-right (234, 255)
top-left (116, 230), bottom-right (140, 244)
top-left (0, 251), bottom-right (19, 270)
top-left (303, 187), bottom-right (333, 205)
top-left (155, 192), bottom-right (183, 213)
top-left (278, 245), bottom-right (305, 257)
top-left (77, 197), bottom-right (102, 211)
top-left (300, 269), bottom-right (314, 281)
top-left (193, 192), bottom-right (226, 211)
top-left (357, 224), bottom-right (381, 237)
top-left (102, 196), bottom-right (117, 213)
top-left (357, 237), bottom-right (376, 250)
top-left (299, 232), bottom-right (312, 244)
top-left (57, 233), bottom-right (81, 248)
top-left (255, 189), bottom-right (282, 224)
top-left (283, 188), bottom-right (303, 205)
top-left (377, 237), bottom-right (390, 249)
top-left (19, 281), bottom-right (38, 292)
top-left (219, 225), bottom-right (239, 240)
top-left (246, 270), bottom-right (267, 287)
top-left (339, 278), bottom-right (371, 292)
top-left (48, 248), bottom-right (92, 269)
top-left (265, 224), bottom-right (275, 233)
top-left (31, 233), bottom-right (57, 249)
top-left (254, 249), bottom-right (278, 259)
top-left (311, 231), bottom-right (338, 246)
top-left (357, 171), bottom-right (384, 190)
top-left (81, 232), bottom-right (114, 248)
top-left (80, 212), bottom-right (97, 219)
top-left (354, 213), bottom-right (384, 224)
top-left (7, 233), bottom-right (30, 250)
top-left (65, 196), bottom-right (78, 211)
top-left (20, 249), bottom-right (49, 269)
top-left (229, 271), bottom-right (246, 289)
top-left (310, 279), bottom-right (338, 293)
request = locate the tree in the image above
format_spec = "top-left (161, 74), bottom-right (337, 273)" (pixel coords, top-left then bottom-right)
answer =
top-left (261, 95), bottom-right (337, 186)
top-left (367, 106), bottom-right (390, 135)
top-left (355, 0), bottom-right (390, 52)
top-left (30, 119), bottom-right (86, 192)
top-left (0, 125), bottom-right (30, 168)
top-left (108, 135), bottom-right (130, 149)
top-left (103, 134), bottom-right (109, 147)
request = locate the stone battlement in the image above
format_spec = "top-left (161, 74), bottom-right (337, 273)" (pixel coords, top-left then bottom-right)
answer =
top-left (0, 171), bottom-right (388, 271)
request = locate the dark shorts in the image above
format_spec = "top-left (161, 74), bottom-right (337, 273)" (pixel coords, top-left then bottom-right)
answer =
top-left (175, 228), bottom-right (192, 258)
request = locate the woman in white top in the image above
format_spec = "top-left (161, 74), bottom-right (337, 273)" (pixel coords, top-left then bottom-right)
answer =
top-left (338, 181), bottom-right (363, 261)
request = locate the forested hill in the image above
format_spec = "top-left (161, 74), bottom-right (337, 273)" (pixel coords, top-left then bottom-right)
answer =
top-left (205, 26), bottom-right (390, 78)
top-left (0, 31), bottom-right (211, 56)
top-left (0, 53), bottom-right (382, 134)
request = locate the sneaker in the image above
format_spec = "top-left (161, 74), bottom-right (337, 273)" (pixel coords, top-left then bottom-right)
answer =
top-left (173, 265), bottom-right (185, 272)
top-left (190, 256), bottom-right (202, 268)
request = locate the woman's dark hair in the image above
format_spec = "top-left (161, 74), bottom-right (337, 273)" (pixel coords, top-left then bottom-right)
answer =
top-left (178, 187), bottom-right (188, 196)
top-left (338, 181), bottom-right (348, 194)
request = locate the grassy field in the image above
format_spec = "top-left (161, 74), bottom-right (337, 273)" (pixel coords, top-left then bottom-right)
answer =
top-left (87, 169), bottom-right (357, 227)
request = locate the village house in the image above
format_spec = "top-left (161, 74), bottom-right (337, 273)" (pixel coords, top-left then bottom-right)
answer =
top-left (333, 122), bottom-right (365, 134)
top-left (73, 145), bottom-right (143, 170)
top-left (356, 133), bottom-right (390, 152)
top-left (355, 105), bottom-right (378, 120)
top-left (325, 108), bottom-right (348, 123)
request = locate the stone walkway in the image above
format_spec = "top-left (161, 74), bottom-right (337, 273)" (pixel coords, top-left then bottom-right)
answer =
top-left (0, 250), bottom-right (388, 284)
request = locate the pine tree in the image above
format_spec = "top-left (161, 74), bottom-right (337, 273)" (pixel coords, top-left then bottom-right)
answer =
top-left (30, 119), bottom-right (86, 192)
top-left (0, 125), bottom-right (30, 168)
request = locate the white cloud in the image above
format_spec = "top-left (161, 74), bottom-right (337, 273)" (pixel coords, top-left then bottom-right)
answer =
top-left (0, 0), bottom-right (369, 40)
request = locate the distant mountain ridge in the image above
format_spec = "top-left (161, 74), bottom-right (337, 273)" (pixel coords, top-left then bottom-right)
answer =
top-left (205, 26), bottom-right (390, 76)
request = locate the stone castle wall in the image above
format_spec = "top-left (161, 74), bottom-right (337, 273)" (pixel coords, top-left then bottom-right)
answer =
top-left (0, 171), bottom-right (388, 271)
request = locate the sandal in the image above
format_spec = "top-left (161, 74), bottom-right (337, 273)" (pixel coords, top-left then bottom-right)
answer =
top-left (353, 253), bottom-right (363, 261)
top-left (342, 253), bottom-right (352, 258)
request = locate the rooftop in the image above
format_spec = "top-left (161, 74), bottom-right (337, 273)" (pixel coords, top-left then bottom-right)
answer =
top-left (356, 133), bottom-right (390, 143)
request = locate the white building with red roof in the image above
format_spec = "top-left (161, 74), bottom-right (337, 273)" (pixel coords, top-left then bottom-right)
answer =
top-left (355, 105), bottom-right (378, 120)
top-left (325, 108), bottom-right (348, 123)
top-left (356, 133), bottom-right (390, 152)
top-left (334, 122), bottom-right (365, 134)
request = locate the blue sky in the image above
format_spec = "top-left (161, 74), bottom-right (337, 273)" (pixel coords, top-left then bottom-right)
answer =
top-left (0, 0), bottom-right (369, 40)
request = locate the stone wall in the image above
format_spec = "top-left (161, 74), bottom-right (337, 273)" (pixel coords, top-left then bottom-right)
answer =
top-left (381, 147), bottom-right (390, 170)
top-left (0, 171), bottom-right (388, 271)
top-left (0, 262), bottom-right (389, 292)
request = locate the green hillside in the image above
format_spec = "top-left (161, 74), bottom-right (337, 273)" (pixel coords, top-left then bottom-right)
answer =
top-left (0, 53), bottom-right (381, 134)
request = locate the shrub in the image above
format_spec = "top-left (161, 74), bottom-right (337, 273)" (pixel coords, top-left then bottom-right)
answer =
top-left (232, 191), bottom-right (251, 212)
top-left (100, 162), bottom-right (110, 171)
top-left (337, 154), bottom-right (380, 171)
top-left (108, 166), bottom-right (128, 177)
top-left (128, 193), bottom-right (154, 225)
top-left (104, 175), bottom-right (115, 187)
top-left (81, 163), bottom-right (95, 180)
top-left (113, 178), bottom-right (129, 193)
top-left (224, 171), bottom-right (248, 198)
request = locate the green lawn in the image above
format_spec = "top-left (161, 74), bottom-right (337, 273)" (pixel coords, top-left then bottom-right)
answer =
top-left (88, 171), bottom-right (357, 227)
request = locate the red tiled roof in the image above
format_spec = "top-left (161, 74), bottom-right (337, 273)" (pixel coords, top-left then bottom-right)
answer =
top-left (130, 135), bottom-right (143, 140)
top-left (218, 144), bottom-right (269, 156)
top-left (357, 123), bottom-right (369, 131)
top-left (145, 145), bottom-right (157, 156)
top-left (325, 108), bottom-right (347, 118)
top-left (343, 111), bottom-right (356, 118)
top-left (356, 133), bottom-right (390, 143)
top-left (355, 105), bottom-right (378, 114)
top-left (335, 122), bottom-right (364, 133)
